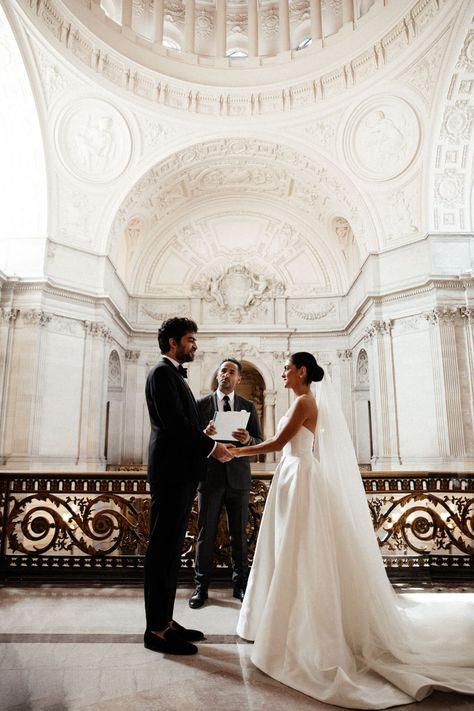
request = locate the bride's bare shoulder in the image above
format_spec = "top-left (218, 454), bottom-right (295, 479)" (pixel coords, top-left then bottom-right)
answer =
top-left (295, 393), bottom-right (317, 410)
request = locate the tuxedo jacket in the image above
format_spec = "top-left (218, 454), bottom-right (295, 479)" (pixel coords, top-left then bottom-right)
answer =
top-left (146, 357), bottom-right (215, 485)
top-left (197, 392), bottom-right (263, 492)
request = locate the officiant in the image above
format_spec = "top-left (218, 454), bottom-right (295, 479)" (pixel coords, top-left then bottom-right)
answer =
top-left (189, 358), bottom-right (263, 609)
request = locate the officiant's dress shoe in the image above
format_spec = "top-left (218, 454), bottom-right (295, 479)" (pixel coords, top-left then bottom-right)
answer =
top-left (233, 586), bottom-right (245, 602)
top-left (170, 619), bottom-right (205, 641)
top-left (144, 628), bottom-right (198, 655)
top-left (188, 589), bottom-right (208, 609)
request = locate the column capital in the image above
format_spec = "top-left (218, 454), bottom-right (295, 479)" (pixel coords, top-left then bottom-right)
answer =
top-left (125, 349), bottom-right (141, 362)
top-left (22, 310), bottom-right (53, 327)
top-left (363, 319), bottom-right (393, 341)
top-left (337, 349), bottom-right (353, 361)
top-left (1, 308), bottom-right (20, 323)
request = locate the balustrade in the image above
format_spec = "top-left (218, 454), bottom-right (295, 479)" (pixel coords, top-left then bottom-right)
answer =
top-left (1, 470), bottom-right (472, 582)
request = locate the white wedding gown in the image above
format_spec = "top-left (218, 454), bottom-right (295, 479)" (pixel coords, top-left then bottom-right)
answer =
top-left (237, 379), bottom-right (474, 710)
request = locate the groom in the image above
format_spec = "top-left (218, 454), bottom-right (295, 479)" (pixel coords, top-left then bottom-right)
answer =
top-left (144, 317), bottom-right (233, 655)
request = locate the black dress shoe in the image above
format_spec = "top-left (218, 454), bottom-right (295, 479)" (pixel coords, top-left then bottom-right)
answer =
top-left (170, 619), bottom-right (205, 641)
top-left (188, 589), bottom-right (208, 609)
top-left (233, 587), bottom-right (245, 602)
top-left (144, 628), bottom-right (198, 655)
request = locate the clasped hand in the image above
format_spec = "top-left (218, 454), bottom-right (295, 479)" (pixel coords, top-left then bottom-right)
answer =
top-left (206, 420), bottom-right (249, 462)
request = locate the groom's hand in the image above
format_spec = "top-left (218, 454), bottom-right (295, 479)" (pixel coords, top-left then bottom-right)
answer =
top-left (212, 442), bottom-right (235, 463)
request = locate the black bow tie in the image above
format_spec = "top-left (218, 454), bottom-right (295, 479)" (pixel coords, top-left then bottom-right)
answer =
top-left (178, 364), bottom-right (188, 379)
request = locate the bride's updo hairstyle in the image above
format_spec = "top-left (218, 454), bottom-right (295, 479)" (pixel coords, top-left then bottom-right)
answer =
top-left (289, 352), bottom-right (324, 384)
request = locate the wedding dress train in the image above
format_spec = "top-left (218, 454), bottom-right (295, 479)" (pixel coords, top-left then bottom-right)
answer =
top-left (237, 378), bottom-right (474, 709)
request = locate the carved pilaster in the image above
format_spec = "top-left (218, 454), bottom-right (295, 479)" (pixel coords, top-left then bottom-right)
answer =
top-left (363, 320), bottom-right (400, 467)
top-left (337, 349), bottom-right (354, 440)
top-left (424, 307), bottom-right (465, 458)
top-left (263, 389), bottom-right (277, 462)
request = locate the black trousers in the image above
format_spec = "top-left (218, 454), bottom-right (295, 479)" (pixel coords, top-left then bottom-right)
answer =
top-left (144, 479), bottom-right (197, 630)
top-left (194, 483), bottom-right (250, 590)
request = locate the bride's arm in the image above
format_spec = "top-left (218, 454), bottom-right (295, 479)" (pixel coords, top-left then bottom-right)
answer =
top-left (230, 397), bottom-right (316, 457)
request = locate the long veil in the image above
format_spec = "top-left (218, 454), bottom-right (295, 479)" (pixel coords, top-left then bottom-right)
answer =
top-left (314, 375), bottom-right (474, 703)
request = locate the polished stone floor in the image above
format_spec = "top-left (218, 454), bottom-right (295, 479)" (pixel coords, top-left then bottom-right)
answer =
top-left (1, 584), bottom-right (473, 711)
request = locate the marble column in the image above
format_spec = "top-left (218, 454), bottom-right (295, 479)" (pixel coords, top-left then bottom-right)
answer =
top-left (153, 0), bottom-right (164, 44)
top-left (76, 321), bottom-right (110, 469)
top-left (122, 350), bottom-right (144, 464)
top-left (247, 0), bottom-right (259, 57)
top-left (461, 305), bottom-right (474, 448)
top-left (424, 308), bottom-right (466, 459)
top-left (364, 320), bottom-right (401, 469)
top-left (216, 0), bottom-right (227, 57)
top-left (263, 389), bottom-right (277, 463)
top-left (121, 0), bottom-right (133, 28)
top-left (341, 0), bottom-right (355, 24)
top-left (309, 0), bottom-right (322, 41)
top-left (0, 308), bottom-right (20, 464)
top-left (279, 0), bottom-right (291, 52)
top-left (184, 0), bottom-right (195, 53)
top-left (337, 349), bottom-right (354, 442)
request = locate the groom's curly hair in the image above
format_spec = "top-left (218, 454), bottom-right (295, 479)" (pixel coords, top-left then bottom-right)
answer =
top-left (158, 317), bottom-right (198, 354)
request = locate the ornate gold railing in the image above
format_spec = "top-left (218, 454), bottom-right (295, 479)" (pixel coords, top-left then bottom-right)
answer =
top-left (0, 471), bottom-right (472, 582)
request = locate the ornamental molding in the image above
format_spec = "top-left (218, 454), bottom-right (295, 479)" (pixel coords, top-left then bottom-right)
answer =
top-left (140, 305), bottom-right (190, 322)
top-left (289, 302), bottom-right (336, 321)
top-left (13, 0), bottom-right (457, 116)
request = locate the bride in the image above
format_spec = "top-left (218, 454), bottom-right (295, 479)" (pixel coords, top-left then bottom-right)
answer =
top-left (229, 352), bottom-right (474, 710)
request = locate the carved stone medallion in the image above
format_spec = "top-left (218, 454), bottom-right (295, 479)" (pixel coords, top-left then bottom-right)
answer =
top-left (55, 98), bottom-right (132, 182)
top-left (344, 96), bottom-right (421, 181)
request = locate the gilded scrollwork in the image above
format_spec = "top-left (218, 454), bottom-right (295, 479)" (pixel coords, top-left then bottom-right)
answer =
top-left (367, 492), bottom-right (473, 556)
top-left (1, 473), bottom-right (471, 579)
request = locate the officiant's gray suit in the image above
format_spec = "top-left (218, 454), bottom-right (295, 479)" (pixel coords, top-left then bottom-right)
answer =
top-left (195, 392), bottom-right (262, 591)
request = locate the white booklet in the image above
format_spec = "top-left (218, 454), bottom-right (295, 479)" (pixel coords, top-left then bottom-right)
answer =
top-left (210, 410), bottom-right (250, 442)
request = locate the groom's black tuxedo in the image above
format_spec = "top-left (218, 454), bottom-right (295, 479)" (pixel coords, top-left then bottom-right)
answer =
top-left (146, 357), bottom-right (214, 485)
top-left (194, 392), bottom-right (262, 590)
top-left (144, 357), bottom-right (215, 630)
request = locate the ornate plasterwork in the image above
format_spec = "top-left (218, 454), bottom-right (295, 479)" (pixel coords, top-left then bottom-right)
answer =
top-left (13, 0), bottom-right (457, 116)
top-left (192, 264), bottom-right (284, 323)
top-left (344, 96), bottom-right (421, 182)
top-left (110, 138), bottom-right (372, 259)
top-left (139, 212), bottom-right (336, 297)
top-left (54, 98), bottom-right (132, 182)
top-left (404, 29), bottom-right (450, 106)
top-left (433, 22), bottom-right (474, 231)
top-left (289, 302), bottom-right (335, 321)
top-left (108, 349), bottom-right (121, 387)
top-left (381, 176), bottom-right (421, 242)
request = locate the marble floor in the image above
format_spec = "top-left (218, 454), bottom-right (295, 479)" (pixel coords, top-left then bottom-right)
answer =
top-left (1, 584), bottom-right (473, 711)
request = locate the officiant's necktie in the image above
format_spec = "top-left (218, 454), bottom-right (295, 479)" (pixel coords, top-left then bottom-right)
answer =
top-left (178, 365), bottom-right (188, 379)
top-left (223, 395), bottom-right (231, 411)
